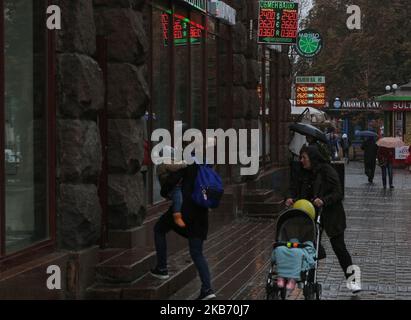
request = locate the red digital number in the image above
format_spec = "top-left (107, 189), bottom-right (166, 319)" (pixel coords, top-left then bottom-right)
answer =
top-left (280, 9), bottom-right (297, 38)
top-left (261, 9), bottom-right (275, 20)
top-left (190, 26), bottom-right (201, 38)
top-left (173, 20), bottom-right (183, 39)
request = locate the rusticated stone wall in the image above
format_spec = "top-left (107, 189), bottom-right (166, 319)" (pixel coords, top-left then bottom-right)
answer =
top-left (56, 0), bottom-right (149, 250)
top-left (94, 0), bottom-right (149, 230)
top-left (56, 0), bottom-right (103, 250)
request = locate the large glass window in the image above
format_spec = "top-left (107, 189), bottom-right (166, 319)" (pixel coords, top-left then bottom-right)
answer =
top-left (3, 0), bottom-right (48, 254)
top-left (174, 7), bottom-right (189, 124)
top-left (207, 29), bottom-right (218, 130)
top-left (394, 112), bottom-right (404, 139)
top-left (190, 12), bottom-right (204, 130)
top-left (151, 7), bottom-right (172, 204)
top-left (146, 2), bottom-right (234, 202)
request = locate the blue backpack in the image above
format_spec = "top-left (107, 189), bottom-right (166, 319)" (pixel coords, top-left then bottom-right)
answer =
top-left (192, 163), bottom-right (224, 209)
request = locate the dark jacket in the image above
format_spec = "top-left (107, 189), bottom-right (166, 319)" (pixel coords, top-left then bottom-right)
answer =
top-left (377, 146), bottom-right (395, 165)
top-left (341, 137), bottom-right (350, 150)
top-left (160, 163), bottom-right (209, 240)
top-left (289, 146), bottom-right (346, 238)
top-left (361, 139), bottom-right (378, 165)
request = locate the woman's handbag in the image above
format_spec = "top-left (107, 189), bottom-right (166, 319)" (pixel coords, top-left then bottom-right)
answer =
top-left (377, 157), bottom-right (387, 167)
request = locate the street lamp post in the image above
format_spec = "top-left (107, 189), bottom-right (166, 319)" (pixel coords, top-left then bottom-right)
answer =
top-left (386, 84), bottom-right (398, 94)
top-left (385, 83), bottom-right (400, 139)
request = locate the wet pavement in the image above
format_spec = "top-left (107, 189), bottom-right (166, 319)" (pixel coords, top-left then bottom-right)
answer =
top-left (171, 161), bottom-right (411, 300)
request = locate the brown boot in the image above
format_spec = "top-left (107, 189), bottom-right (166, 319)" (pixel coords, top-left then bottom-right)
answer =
top-left (173, 212), bottom-right (186, 228)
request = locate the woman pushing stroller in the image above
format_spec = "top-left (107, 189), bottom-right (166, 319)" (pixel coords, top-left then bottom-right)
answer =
top-left (285, 145), bottom-right (361, 294)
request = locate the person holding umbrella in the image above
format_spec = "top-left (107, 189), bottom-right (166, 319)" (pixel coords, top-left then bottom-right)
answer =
top-left (376, 137), bottom-right (404, 189)
top-left (361, 136), bottom-right (378, 184)
top-left (377, 146), bottom-right (394, 189)
top-left (289, 123), bottom-right (331, 162)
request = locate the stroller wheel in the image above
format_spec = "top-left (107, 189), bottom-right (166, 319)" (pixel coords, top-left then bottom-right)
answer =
top-left (266, 289), bottom-right (280, 300)
top-left (315, 283), bottom-right (322, 300)
top-left (303, 284), bottom-right (315, 300)
top-left (280, 287), bottom-right (287, 300)
top-left (266, 270), bottom-right (280, 300)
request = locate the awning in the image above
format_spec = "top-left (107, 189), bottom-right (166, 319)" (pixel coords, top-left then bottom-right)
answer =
top-left (375, 80), bottom-right (411, 102)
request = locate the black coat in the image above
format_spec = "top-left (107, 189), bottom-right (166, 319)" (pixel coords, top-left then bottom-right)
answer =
top-left (160, 163), bottom-right (209, 240)
top-left (289, 162), bottom-right (346, 238)
top-left (361, 140), bottom-right (378, 165)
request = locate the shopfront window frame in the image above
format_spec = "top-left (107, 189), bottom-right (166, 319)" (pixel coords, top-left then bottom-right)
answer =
top-left (0, 0), bottom-right (56, 264)
top-left (145, 0), bottom-right (234, 207)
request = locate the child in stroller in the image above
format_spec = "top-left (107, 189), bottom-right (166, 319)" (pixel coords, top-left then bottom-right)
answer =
top-left (266, 200), bottom-right (322, 300)
top-left (272, 238), bottom-right (316, 291)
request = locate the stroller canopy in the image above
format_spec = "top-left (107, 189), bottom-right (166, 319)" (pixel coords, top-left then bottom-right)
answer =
top-left (275, 208), bottom-right (317, 244)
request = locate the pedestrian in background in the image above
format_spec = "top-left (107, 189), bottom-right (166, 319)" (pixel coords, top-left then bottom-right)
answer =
top-left (377, 146), bottom-right (395, 189)
top-left (361, 137), bottom-right (378, 184)
top-left (405, 146), bottom-right (411, 172)
top-left (327, 128), bottom-right (340, 161)
top-left (341, 134), bottom-right (351, 164)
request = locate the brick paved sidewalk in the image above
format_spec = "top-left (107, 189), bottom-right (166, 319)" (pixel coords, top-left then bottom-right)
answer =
top-left (241, 162), bottom-right (411, 300)
top-left (171, 162), bottom-right (411, 300)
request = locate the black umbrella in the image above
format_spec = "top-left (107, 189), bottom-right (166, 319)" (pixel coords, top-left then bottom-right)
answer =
top-left (289, 123), bottom-right (328, 143)
top-left (355, 130), bottom-right (378, 138)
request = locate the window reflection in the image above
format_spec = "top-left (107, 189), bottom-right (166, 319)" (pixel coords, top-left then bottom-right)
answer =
top-left (4, 0), bottom-right (48, 253)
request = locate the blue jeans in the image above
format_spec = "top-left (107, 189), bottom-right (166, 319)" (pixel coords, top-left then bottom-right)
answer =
top-left (154, 219), bottom-right (212, 293)
top-left (381, 163), bottom-right (393, 187)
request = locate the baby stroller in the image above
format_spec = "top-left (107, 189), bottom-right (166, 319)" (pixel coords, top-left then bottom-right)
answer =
top-left (266, 200), bottom-right (322, 300)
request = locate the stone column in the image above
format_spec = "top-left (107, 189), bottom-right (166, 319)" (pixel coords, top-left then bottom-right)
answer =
top-left (56, 0), bottom-right (104, 250)
top-left (230, 0), bottom-right (262, 183)
top-left (94, 0), bottom-right (149, 230)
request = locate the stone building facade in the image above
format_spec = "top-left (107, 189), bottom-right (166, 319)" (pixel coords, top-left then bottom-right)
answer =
top-left (0, 0), bottom-right (292, 299)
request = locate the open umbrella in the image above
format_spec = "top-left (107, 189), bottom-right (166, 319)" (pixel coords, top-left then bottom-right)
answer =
top-left (289, 123), bottom-right (328, 143)
top-left (376, 137), bottom-right (405, 148)
top-left (355, 130), bottom-right (378, 138)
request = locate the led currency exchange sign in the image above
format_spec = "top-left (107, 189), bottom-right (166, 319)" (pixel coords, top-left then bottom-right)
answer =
top-left (296, 84), bottom-right (326, 107)
top-left (258, 1), bottom-right (299, 44)
top-left (162, 13), bottom-right (203, 46)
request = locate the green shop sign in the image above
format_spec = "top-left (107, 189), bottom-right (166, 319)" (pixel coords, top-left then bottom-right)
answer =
top-left (296, 76), bottom-right (325, 84)
top-left (295, 29), bottom-right (323, 58)
top-left (258, 1), bottom-right (299, 45)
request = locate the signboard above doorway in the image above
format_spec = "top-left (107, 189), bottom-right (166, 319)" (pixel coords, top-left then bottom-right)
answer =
top-left (209, 0), bottom-right (236, 25)
top-left (178, 0), bottom-right (207, 12)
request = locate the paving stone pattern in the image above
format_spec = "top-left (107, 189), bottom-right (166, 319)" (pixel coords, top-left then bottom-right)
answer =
top-left (171, 162), bottom-right (411, 300)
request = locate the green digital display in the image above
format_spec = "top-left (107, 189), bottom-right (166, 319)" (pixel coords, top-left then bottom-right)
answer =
top-left (258, 1), bottom-right (299, 45)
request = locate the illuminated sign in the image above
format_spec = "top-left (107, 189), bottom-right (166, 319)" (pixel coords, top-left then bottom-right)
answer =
top-left (258, 1), bottom-right (299, 45)
top-left (296, 76), bottom-right (325, 84)
top-left (296, 29), bottom-right (323, 58)
top-left (327, 100), bottom-right (382, 110)
top-left (296, 84), bottom-right (326, 106)
top-left (178, 0), bottom-right (207, 12)
top-left (161, 13), bottom-right (204, 46)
